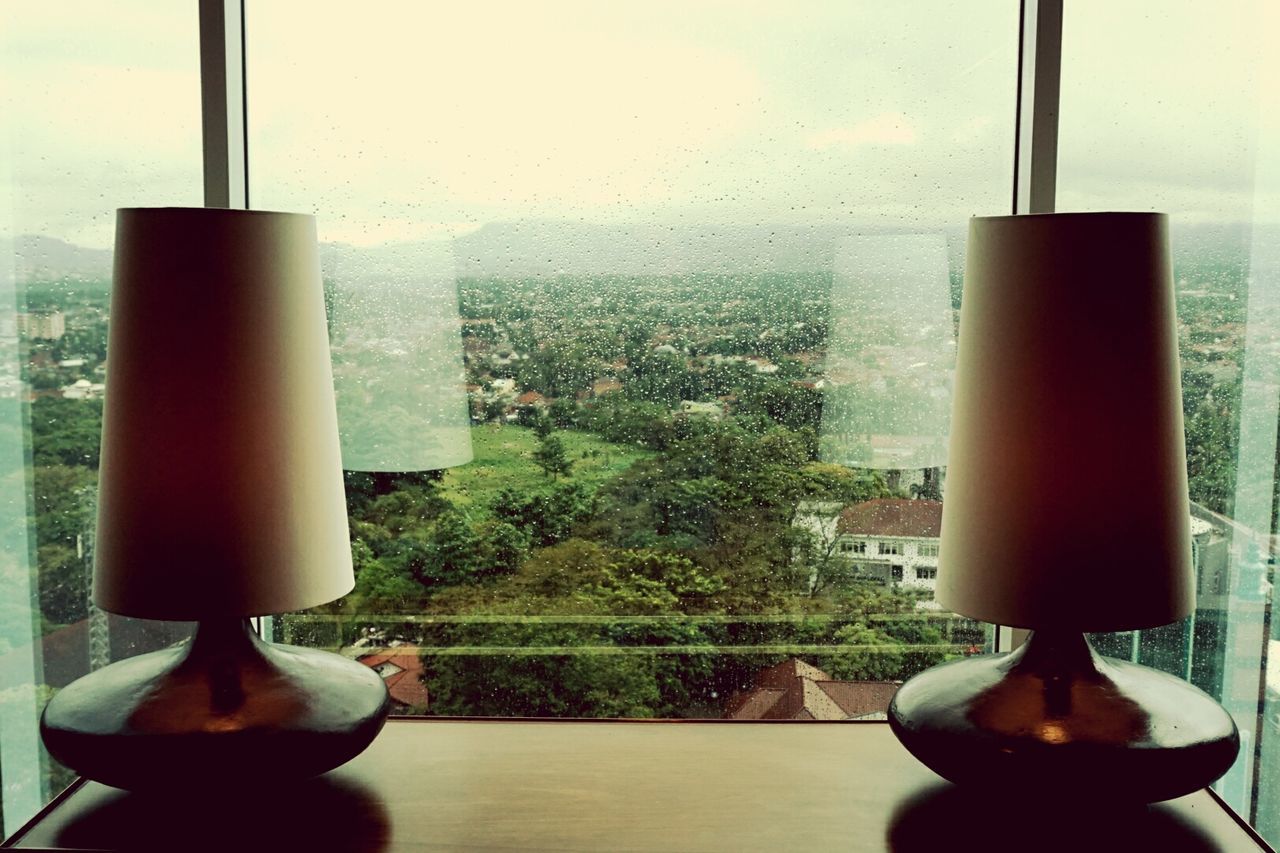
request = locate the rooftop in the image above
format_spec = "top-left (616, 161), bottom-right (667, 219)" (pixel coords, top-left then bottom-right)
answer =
top-left (836, 499), bottom-right (943, 539)
top-left (725, 659), bottom-right (899, 721)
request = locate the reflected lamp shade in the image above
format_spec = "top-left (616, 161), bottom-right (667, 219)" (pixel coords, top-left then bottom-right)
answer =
top-left (324, 240), bottom-right (473, 472)
top-left (95, 208), bottom-right (354, 618)
top-left (936, 212), bottom-right (1193, 631)
top-left (819, 233), bottom-right (955, 469)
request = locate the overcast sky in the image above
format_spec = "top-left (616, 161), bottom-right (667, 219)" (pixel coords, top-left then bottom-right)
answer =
top-left (3, 1), bottom-right (1277, 249)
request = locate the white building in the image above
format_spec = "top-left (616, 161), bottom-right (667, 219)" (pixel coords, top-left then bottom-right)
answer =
top-left (831, 498), bottom-right (943, 591)
top-left (16, 311), bottom-right (65, 341)
top-left (797, 498), bottom-right (1223, 607)
top-left (794, 498), bottom-right (942, 599)
top-left (61, 378), bottom-right (105, 400)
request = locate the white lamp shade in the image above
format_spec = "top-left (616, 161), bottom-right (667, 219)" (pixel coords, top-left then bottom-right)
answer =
top-left (937, 213), bottom-right (1193, 631)
top-left (94, 208), bottom-right (354, 619)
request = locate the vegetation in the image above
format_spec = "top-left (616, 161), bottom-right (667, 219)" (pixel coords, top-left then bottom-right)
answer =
top-left (20, 231), bottom-right (1264, 717)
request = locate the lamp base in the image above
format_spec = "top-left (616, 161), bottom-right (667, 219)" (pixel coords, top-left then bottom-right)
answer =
top-left (41, 618), bottom-right (390, 791)
top-left (888, 630), bottom-right (1239, 803)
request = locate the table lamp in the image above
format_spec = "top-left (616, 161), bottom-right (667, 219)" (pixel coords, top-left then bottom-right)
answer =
top-left (40, 208), bottom-right (390, 791)
top-left (888, 212), bottom-right (1239, 803)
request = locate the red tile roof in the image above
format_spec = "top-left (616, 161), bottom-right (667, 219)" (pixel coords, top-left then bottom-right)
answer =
top-left (358, 649), bottom-right (429, 710)
top-left (836, 499), bottom-right (942, 538)
top-left (725, 659), bottom-right (899, 721)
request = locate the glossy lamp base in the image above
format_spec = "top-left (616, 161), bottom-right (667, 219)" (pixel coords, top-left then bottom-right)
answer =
top-left (888, 630), bottom-right (1239, 803)
top-left (41, 619), bottom-right (390, 792)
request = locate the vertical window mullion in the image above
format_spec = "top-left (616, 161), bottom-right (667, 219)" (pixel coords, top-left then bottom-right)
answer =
top-left (199, 0), bottom-right (248, 210)
top-left (998, 0), bottom-right (1063, 654)
top-left (1013, 0), bottom-right (1063, 216)
top-left (199, 0), bottom-right (264, 641)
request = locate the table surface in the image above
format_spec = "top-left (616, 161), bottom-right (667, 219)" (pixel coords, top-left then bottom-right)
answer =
top-left (4, 718), bottom-right (1271, 852)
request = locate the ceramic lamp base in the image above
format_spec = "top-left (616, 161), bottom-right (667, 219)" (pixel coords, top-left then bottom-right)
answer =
top-left (41, 618), bottom-right (390, 791)
top-left (888, 630), bottom-right (1239, 803)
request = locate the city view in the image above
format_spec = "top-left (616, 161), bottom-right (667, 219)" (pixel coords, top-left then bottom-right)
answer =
top-left (10, 219), bottom-right (1267, 723)
top-left (6, 0), bottom-right (1280, 842)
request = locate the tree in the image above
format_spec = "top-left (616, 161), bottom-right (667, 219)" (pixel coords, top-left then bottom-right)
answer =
top-left (531, 415), bottom-right (554, 439)
top-left (30, 398), bottom-right (103, 468)
top-left (534, 434), bottom-right (572, 479)
top-left (821, 622), bottom-right (908, 681)
top-left (792, 522), bottom-right (857, 597)
top-left (491, 482), bottom-right (595, 548)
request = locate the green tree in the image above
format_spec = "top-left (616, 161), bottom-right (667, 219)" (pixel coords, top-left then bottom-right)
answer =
top-left (822, 622), bottom-right (907, 681)
top-left (30, 398), bottom-right (103, 468)
top-left (534, 434), bottom-right (572, 480)
top-left (490, 483), bottom-right (595, 549)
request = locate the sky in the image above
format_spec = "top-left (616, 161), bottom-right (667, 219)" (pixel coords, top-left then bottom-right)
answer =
top-left (2, 0), bottom-right (1277, 250)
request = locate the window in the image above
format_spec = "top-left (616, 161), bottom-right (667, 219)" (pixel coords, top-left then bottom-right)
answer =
top-left (8, 3), bottom-right (1278, 847)
top-left (1, 1), bottom-right (202, 834)
top-left (916, 567), bottom-right (938, 581)
top-left (248, 1), bottom-right (1012, 722)
top-left (1058, 0), bottom-right (1278, 833)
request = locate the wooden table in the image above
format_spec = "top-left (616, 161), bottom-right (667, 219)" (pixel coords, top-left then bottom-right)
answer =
top-left (4, 719), bottom-right (1271, 851)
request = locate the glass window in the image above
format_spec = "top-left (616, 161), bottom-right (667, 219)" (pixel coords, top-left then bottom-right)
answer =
top-left (1, 1), bottom-right (202, 833)
top-left (1059, 0), bottom-right (1278, 838)
top-left (248, 1), bottom-right (1015, 720)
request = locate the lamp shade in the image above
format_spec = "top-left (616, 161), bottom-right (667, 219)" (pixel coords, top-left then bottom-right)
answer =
top-left (324, 240), bottom-right (473, 472)
top-left (819, 233), bottom-right (956, 469)
top-left (94, 208), bottom-right (354, 619)
top-left (936, 213), bottom-right (1192, 631)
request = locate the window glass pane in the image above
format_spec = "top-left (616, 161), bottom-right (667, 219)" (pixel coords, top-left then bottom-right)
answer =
top-left (1059, 0), bottom-right (1278, 836)
top-left (1, 2), bottom-right (201, 832)
top-left (249, 1), bottom-right (1016, 720)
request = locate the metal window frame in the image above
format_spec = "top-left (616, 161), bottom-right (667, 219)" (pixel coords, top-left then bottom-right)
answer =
top-left (199, 0), bottom-right (248, 209)
top-left (1012, 0), bottom-right (1062, 217)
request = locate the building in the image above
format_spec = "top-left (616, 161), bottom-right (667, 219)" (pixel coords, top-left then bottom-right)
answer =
top-left (61, 378), bottom-right (105, 400)
top-left (795, 498), bottom-right (943, 595)
top-left (357, 646), bottom-right (429, 713)
top-left (16, 311), bottom-right (65, 341)
top-left (725, 659), bottom-right (898, 720)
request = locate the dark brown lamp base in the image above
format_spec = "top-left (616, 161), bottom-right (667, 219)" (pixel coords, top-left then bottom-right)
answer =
top-left (888, 630), bottom-right (1239, 803)
top-left (40, 618), bottom-right (390, 791)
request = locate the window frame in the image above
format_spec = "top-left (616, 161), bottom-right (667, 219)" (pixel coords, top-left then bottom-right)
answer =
top-left (10, 0), bottom-right (1279, 839)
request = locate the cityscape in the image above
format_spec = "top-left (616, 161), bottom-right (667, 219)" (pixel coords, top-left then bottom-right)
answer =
top-left (9, 222), bottom-right (1273, 730)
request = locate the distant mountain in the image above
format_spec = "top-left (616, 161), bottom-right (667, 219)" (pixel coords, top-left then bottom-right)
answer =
top-left (452, 220), bottom-right (968, 278)
top-left (0, 235), bottom-right (112, 287)
top-left (2, 219), bottom-right (1265, 286)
